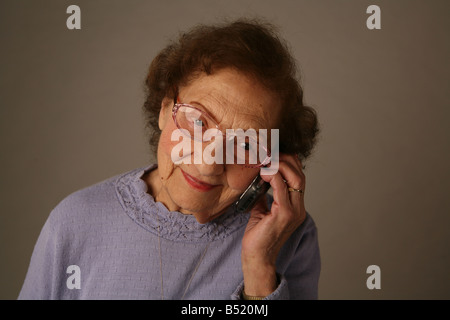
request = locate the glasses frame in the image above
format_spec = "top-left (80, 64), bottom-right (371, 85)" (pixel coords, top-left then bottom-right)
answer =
top-left (171, 96), bottom-right (271, 168)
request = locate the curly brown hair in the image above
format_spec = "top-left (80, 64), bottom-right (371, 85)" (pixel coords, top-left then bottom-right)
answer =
top-left (143, 18), bottom-right (319, 161)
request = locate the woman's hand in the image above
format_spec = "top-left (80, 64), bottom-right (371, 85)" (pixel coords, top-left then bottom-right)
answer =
top-left (241, 153), bottom-right (307, 297)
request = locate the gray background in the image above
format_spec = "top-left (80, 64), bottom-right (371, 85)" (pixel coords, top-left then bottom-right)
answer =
top-left (1, 0), bottom-right (449, 299)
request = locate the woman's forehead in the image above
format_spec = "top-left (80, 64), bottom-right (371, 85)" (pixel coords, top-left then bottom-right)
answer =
top-left (179, 70), bottom-right (280, 130)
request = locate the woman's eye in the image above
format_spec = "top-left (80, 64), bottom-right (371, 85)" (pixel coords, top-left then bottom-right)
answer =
top-left (194, 119), bottom-right (205, 127)
top-left (239, 142), bottom-right (250, 151)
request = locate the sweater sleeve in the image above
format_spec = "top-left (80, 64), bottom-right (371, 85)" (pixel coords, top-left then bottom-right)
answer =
top-left (230, 213), bottom-right (321, 300)
top-left (17, 208), bottom-right (64, 300)
top-left (230, 274), bottom-right (290, 300)
top-left (283, 214), bottom-right (321, 299)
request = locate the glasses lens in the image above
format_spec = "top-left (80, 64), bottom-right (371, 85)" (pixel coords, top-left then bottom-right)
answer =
top-left (235, 136), bottom-right (258, 165)
top-left (176, 105), bottom-right (213, 138)
top-left (227, 132), bottom-right (270, 167)
top-left (175, 104), bottom-right (271, 167)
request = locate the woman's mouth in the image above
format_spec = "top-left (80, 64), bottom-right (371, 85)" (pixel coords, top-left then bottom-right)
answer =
top-left (181, 170), bottom-right (220, 192)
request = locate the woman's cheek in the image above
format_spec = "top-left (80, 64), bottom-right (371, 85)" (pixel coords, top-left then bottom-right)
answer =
top-left (226, 166), bottom-right (259, 192)
top-left (159, 128), bottom-right (174, 157)
top-left (157, 126), bottom-right (180, 180)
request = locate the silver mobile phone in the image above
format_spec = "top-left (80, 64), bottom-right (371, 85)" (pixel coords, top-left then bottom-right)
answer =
top-left (235, 175), bottom-right (271, 213)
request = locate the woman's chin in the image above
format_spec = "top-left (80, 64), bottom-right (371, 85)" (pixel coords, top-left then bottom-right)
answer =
top-left (180, 204), bottom-right (229, 224)
top-left (193, 213), bottom-right (215, 224)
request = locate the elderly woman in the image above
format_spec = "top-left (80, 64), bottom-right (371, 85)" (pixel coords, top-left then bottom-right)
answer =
top-left (19, 19), bottom-right (320, 300)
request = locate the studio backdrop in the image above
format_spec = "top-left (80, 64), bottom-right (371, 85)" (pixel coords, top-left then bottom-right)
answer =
top-left (1, 0), bottom-right (449, 299)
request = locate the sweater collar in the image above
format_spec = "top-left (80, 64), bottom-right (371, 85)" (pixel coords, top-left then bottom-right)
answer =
top-left (115, 164), bottom-right (249, 242)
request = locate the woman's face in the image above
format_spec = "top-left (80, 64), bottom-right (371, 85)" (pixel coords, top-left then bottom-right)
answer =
top-left (151, 68), bottom-right (281, 223)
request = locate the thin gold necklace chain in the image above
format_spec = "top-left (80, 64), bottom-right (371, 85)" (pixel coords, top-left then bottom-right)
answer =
top-left (155, 214), bottom-right (217, 300)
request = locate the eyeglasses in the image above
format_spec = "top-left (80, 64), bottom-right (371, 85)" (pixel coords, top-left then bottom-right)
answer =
top-left (172, 97), bottom-right (271, 168)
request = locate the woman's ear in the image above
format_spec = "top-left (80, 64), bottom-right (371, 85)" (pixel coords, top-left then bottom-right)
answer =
top-left (158, 97), bottom-right (173, 131)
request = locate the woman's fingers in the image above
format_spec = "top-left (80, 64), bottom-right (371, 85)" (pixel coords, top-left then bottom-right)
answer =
top-left (278, 153), bottom-right (304, 188)
top-left (260, 170), bottom-right (290, 209)
top-left (244, 154), bottom-right (308, 269)
top-left (278, 154), bottom-right (306, 206)
top-left (260, 153), bottom-right (306, 225)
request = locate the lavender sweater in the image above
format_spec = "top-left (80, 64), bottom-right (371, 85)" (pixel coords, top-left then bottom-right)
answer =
top-left (18, 164), bottom-right (320, 300)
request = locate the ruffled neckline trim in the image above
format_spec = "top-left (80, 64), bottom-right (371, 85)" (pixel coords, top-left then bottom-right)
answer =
top-left (114, 164), bottom-right (250, 242)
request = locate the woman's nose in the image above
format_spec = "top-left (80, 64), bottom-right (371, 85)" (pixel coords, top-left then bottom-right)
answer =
top-left (194, 161), bottom-right (224, 176)
top-left (191, 139), bottom-right (225, 176)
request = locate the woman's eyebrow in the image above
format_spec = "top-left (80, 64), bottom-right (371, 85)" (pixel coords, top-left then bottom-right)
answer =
top-left (189, 99), bottom-right (268, 131)
top-left (189, 100), bottom-right (222, 124)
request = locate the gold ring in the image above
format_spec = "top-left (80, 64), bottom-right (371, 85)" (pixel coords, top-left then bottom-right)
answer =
top-left (288, 187), bottom-right (303, 193)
